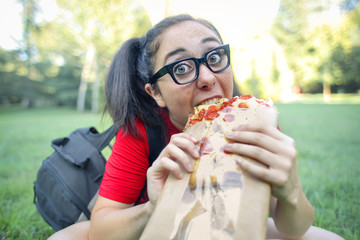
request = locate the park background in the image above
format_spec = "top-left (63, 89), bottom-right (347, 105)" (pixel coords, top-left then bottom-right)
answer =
top-left (0, 0), bottom-right (359, 239)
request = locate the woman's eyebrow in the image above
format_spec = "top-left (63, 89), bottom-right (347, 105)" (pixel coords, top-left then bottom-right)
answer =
top-left (163, 37), bottom-right (220, 63)
top-left (164, 48), bottom-right (186, 63)
top-left (202, 37), bottom-right (221, 44)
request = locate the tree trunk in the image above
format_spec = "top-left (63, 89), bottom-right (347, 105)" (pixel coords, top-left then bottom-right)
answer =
top-left (91, 57), bottom-right (99, 113)
top-left (77, 44), bottom-right (95, 112)
top-left (323, 82), bottom-right (331, 103)
top-left (22, 0), bottom-right (36, 108)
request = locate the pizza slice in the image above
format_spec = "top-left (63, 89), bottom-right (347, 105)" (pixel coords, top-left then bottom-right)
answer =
top-left (141, 95), bottom-right (278, 240)
top-left (177, 95), bottom-right (277, 239)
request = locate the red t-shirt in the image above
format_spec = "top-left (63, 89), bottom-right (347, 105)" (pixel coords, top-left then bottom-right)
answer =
top-left (99, 111), bottom-right (180, 204)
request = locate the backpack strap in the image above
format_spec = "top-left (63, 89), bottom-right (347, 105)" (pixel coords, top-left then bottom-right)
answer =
top-left (135, 123), bottom-right (166, 205)
top-left (145, 123), bottom-right (166, 166)
top-left (87, 124), bottom-right (118, 151)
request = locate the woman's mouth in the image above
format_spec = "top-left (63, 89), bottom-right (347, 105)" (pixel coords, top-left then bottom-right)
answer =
top-left (196, 97), bottom-right (222, 106)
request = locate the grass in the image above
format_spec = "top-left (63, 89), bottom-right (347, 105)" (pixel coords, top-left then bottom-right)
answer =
top-left (276, 103), bottom-right (360, 239)
top-left (282, 93), bottom-right (360, 104)
top-left (0, 106), bottom-right (112, 240)
top-left (0, 102), bottom-right (359, 239)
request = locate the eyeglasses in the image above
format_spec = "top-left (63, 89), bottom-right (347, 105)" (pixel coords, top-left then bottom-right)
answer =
top-left (149, 44), bottom-right (230, 85)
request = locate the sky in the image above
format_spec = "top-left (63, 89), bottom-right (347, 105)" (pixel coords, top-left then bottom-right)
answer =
top-left (0, 0), bottom-right (281, 50)
top-left (141, 0), bottom-right (281, 44)
top-left (0, 0), bottom-right (23, 49)
top-left (0, 0), bottom-right (58, 50)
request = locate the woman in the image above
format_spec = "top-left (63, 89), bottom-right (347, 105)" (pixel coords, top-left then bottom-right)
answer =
top-left (49, 14), bottom-right (343, 240)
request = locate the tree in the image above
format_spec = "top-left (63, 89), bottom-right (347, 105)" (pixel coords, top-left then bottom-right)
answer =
top-left (272, 0), bottom-right (356, 96)
top-left (56, 0), bottom-right (151, 112)
top-left (25, 15), bottom-right (83, 107)
top-left (0, 48), bottom-right (27, 104)
top-left (0, 1), bottom-right (152, 108)
top-left (18, 0), bottom-right (40, 107)
top-left (272, 0), bottom-right (360, 96)
top-left (243, 59), bottom-right (264, 98)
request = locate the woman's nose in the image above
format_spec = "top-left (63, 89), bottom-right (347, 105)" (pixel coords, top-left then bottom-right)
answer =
top-left (196, 64), bottom-right (216, 89)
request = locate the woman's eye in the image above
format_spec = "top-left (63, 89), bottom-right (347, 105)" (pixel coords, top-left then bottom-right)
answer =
top-left (174, 63), bottom-right (191, 75)
top-left (208, 53), bottom-right (222, 64)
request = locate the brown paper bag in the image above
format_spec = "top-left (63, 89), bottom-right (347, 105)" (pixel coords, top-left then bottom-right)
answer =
top-left (141, 97), bottom-right (278, 240)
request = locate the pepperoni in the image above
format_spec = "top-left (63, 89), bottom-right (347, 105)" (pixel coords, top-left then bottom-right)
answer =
top-left (189, 118), bottom-right (201, 125)
top-left (223, 113), bottom-right (235, 122)
top-left (198, 108), bottom-right (205, 120)
top-left (219, 107), bottom-right (233, 113)
top-left (204, 105), bottom-right (220, 120)
top-left (238, 102), bottom-right (249, 108)
top-left (256, 99), bottom-right (271, 108)
top-left (189, 96), bottom-right (259, 126)
top-left (189, 108), bottom-right (205, 124)
top-left (199, 137), bottom-right (213, 155)
top-left (204, 111), bottom-right (219, 120)
top-left (239, 95), bottom-right (254, 100)
top-left (221, 97), bottom-right (237, 108)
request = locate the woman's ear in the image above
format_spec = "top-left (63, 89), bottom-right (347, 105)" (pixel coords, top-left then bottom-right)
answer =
top-left (145, 83), bottom-right (166, 108)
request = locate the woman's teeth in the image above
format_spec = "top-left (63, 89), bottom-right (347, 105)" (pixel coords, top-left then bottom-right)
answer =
top-left (200, 98), bottom-right (221, 106)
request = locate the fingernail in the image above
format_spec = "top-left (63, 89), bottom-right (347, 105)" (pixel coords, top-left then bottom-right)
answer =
top-left (225, 132), bottom-right (233, 138)
top-left (235, 158), bottom-right (243, 166)
top-left (223, 143), bottom-right (232, 151)
top-left (191, 135), bottom-right (199, 143)
top-left (187, 163), bottom-right (194, 172)
top-left (194, 149), bottom-right (200, 158)
top-left (233, 125), bottom-right (245, 131)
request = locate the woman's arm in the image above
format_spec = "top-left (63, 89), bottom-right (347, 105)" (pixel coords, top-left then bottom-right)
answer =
top-left (90, 132), bottom-right (199, 240)
top-left (224, 123), bottom-right (314, 238)
top-left (90, 196), bottom-right (154, 240)
top-left (270, 191), bottom-right (314, 238)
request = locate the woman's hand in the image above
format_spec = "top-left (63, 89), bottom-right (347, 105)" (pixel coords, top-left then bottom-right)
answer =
top-left (146, 133), bottom-right (200, 208)
top-left (224, 123), bottom-right (301, 203)
top-left (224, 123), bottom-right (315, 238)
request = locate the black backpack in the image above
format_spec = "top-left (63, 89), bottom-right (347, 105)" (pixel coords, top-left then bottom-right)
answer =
top-left (33, 123), bottom-right (165, 231)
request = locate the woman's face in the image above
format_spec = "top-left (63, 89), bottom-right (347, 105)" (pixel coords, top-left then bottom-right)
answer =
top-left (146, 20), bottom-right (234, 130)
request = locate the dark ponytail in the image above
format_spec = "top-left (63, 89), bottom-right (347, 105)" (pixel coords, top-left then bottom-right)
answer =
top-left (105, 38), bottom-right (161, 135)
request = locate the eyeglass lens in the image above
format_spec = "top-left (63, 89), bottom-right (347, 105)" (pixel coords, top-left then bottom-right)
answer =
top-left (172, 47), bottom-right (229, 84)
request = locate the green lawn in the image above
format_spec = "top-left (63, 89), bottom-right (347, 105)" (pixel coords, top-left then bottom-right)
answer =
top-left (276, 103), bottom-right (360, 239)
top-left (0, 103), bottom-right (359, 239)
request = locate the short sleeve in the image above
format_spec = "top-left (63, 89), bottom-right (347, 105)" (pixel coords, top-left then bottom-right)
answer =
top-left (99, 120), bottom-right (149, 204)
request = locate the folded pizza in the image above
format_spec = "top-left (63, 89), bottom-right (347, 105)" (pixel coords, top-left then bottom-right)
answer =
top-left (141, 95), bottom-right (279, 240)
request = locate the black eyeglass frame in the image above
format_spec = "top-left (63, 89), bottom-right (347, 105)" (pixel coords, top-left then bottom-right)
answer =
top-left (149, 44), bottom-right (230, 85)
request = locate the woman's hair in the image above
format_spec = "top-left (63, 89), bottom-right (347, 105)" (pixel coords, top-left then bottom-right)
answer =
top-left (105, 14), bottom-right (225, 135)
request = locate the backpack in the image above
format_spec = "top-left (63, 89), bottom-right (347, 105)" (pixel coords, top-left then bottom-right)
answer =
top-left (33, 123), bottom-right (165, 231)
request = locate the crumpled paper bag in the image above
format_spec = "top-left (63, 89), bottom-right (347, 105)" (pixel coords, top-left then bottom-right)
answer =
top-left (141, 98), bottom-right (278, 240)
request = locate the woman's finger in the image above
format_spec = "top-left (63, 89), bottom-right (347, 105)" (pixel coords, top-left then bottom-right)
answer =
top-left (146, 157), bottom-right (180, 205)
top-left (165, 143), bottom-right (195, 172)
top-left (149, 156), bottom-right (183, 179)
top-left (225, 126), bottom-right (297, 168)
top-left (235, 157), bottom-right (289, 187)
top-left (233, 123), bottom-right (283, 140)
top-left (169, 133), bottom-right (200, 158)
top-left (224, 142), bottom-right (288, 169)
top-left (159, 133), bottom-right (200, 172)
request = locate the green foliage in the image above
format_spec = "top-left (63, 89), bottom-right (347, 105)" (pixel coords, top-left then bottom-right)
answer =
top-left (330, 45), bottom-right (360, 93)
top-left (271, 0), bottom-right (360, 93)
top-left (0, 46), bottom-right (82, 106)
top-left (243, 59), bottom-right (265, 98)
top-left (270, 52), bottom-right (281, 85)
top-left (0, 0), bottom-right (151, 109)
